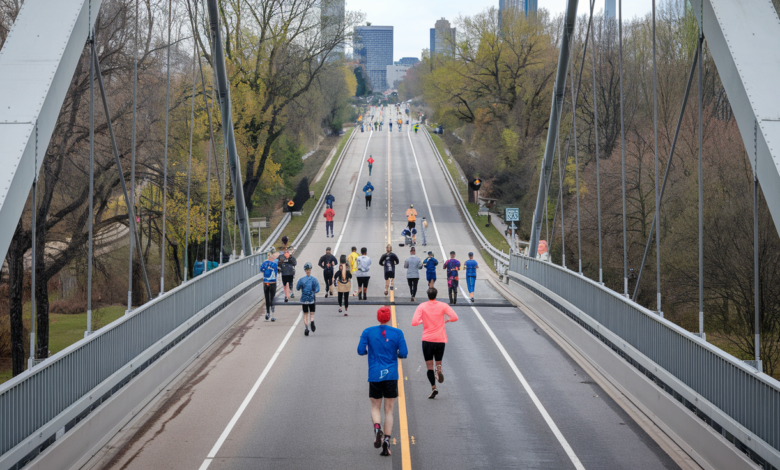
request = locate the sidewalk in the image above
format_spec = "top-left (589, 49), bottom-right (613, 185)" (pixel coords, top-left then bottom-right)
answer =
top-left (487, 212), bottom-right (527, 249)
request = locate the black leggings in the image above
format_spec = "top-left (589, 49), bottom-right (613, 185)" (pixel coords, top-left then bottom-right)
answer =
top-left (263, 283), bottom-right (277, 314)
top-left (323, 270), bottom-right (334, 292)
top-left (448, 283), bottom-right (458, 303)
top-left (407, 278), bottom-right (419, 297)
top-left (365, 195), bottom-right (372, 208)
top-left (338, 292), bottom-right (349, 309)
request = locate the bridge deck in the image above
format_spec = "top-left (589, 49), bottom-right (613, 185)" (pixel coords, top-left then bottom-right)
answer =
top-left (87, 109), bottom-right (680, 469)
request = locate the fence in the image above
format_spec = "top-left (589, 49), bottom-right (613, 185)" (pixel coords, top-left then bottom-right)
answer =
top-left (510, 253), bottom-right (780, 468)
top-left (0, 252), bottom-right (267, 468)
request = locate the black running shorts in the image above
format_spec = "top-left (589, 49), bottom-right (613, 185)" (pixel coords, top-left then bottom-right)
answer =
top-left (407, 221), bottom-right (416, 230)
top-left (422, 341), bottom-right (446, 362)
top-left (369, 380), bottom-right (398, 399)
top-left (384, 271), bottom-right (395, 280)
top-left (281, 275), bottom-right (294, 287)
top-left (357, 277), bottom-right (370, 288)
top-left (302, 303), bottom-right (315, 313)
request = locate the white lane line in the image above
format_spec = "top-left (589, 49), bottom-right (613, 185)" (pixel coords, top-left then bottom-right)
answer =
top-left (333, 129), bottom-right (372, 254)
top-left (407, 128), bottom-right (586, 470)
top-left (199, 311), bottom-right (302, 470)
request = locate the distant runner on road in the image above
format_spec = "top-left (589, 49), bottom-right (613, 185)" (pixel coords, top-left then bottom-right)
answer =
top-left (355, 247), bottom-right (371, 300)
top-left (296, 262), bottom-right (320, 336)
top-left (420, 217), bottom-right (428, 246)
top-left (260, 248), bottom-right (279, 322)
top-left (325, 192), bottom-right (335, 209)
top-left (378, 245), bottom-right (400, 296)
top-left (424, 251), bottom-right (438, 288)
top-left (279, 247), bottom-right (297, 302)
top-left (363, 181), bottom-right (374, 209)
top-left (358, 306), bottom-right (408, 457)
top-left (318, 247), bottom-right (338, 298)
top-left (367, 156), bottom-right (375, 176)
top-left (411, 287), bottom-right (459, 399)
top-left (404, 247), bottom-right (423, 302)
top-left (323, 206), bottom-right (335, 238)
top-left (405, 204), bottom-right (418, 245)
top-left (443, 251), bottom-right (461, 304)
top-left (348, 246), bottom-right (359, 297)
top-left (464, 252), bottom-right (479, 302)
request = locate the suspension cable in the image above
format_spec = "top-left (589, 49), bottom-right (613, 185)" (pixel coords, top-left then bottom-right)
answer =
top-left (160, 0), bottom-right (172, 295)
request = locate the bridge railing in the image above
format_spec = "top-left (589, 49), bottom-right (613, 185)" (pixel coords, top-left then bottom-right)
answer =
top-left (510, 253), bottom-right (780, 465)
top-left (0, 252), bottom-right (267, 467)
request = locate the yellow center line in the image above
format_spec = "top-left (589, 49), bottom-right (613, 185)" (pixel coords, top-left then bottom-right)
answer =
top-left (388, 112), bottom-right (412, 470)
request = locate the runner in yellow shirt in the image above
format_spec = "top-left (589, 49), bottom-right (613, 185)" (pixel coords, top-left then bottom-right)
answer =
top-left (348, 246), bottom-right (360, 296)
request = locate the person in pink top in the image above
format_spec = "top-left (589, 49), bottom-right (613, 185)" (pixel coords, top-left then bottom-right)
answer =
top-left (411, 287), bottom-right (459, 399)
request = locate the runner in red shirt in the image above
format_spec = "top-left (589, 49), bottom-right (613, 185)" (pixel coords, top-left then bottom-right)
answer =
top-left (367, 156), bottom-right (375, 176)
top-left (323, 207), bottom-right (335, 238)
top-left (411, 287), bottom-right (459, 398)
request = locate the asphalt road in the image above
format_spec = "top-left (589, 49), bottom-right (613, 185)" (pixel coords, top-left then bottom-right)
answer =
top-left (96, 106), bottom-right (680, 470)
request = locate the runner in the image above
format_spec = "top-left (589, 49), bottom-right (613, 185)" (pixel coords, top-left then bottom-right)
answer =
top-left (355, 247), bottom-right (371, 300)
top-left (325, 191), bottom-right (335, 209)
top-left (404, 247), bottom-right (423, 302)
top-left (348, 246), bottom-right (359, 297)
top-left (363, 181), bottom-right (374, 209)
top-left (421, 217), bottom-right (428, 246)
top-left (423, 251), bottom-right (438, 288)
top-left (405, 204), bottom-right (417, 245)
top-left (411, 287), bottom-right (459, 398)
top-left (443, 251), bottom-right (461, 304)
top-left (463, 252), bottom-right (479, 302)
top-left (358, 306), bottom-right (408, 457)
top-left (389, 121), bottom-right (392, 132)
top-left (296, 262), bottom-right (320, 336)
top-left (367, 155), bottom-right (375, 176)
top-left (259, 248), bottom-right (279, 322)
top-left (378, 244), bottom-right (400, 296)
top-left (323, 206), bottom-right (335, 238)
top-left (334, 255), bottom-right (352, 315)
top-left (279, 246), bottom-right (297, 302)
top-left (318, 247), bottom-right (338, 298)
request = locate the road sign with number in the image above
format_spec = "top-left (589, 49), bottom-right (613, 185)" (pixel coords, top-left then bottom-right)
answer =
top-left (505, 208), bottom-right (519, 222)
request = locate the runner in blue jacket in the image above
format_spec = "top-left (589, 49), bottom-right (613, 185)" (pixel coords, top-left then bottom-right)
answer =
top-left (296, 262), bottom-right (320, 336)
top-left (357, 306), bottom-right (408, 456)
top-left (363, 181), bottom-right (375, 209)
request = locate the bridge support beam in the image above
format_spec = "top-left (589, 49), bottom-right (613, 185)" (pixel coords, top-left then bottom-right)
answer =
top-left (529, 0), bottom-right (579, 258)
top-left (689, 0), bottom-right (780, 238)
top-left (0, 0), bottom-right (102, 263)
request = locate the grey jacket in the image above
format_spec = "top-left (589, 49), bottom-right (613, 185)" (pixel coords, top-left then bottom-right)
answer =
top-left (279, 253), bottom-right (297, 276)
top-left (355, 255), bottom-right (372, 277)
top-left (404, 255), bottom-right (423, 278)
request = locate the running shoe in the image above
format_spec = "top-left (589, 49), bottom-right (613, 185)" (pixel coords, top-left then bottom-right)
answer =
top-left (311, 321), bottom-right (316, 332)
top-left (436, 366), bottom-right (444, 383)
top-left (324, 293), bottom-right (329, 298)
top-left (344, 311), bottom-right (348, 316)
top-left (428, 387), bottom-right (438, 399)
top-left (265, 313), bottom-right (270, 321)
top-left (304, 327), bottom-right (309, 336)
top-left (380, 438), bottom-right (391, 456)
top-left (384, 290), bottom-right (388, 296)
top-left (470, 297), bottom-right (474, 303)
top-left (271, 317), bottom-right (276, 322)
top-left (374, 427), bottom-right (384, 448)
top-left (411, 297), bottom-right (414, 302)
top-left (290, 293), bottom-right (294, 299)
top-left (284, 298), bottom-right (289, 303)
top-left (339, 308), bottom-right (343, 313)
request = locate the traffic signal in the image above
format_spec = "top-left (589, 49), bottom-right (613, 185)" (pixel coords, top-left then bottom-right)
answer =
top-left (469, 178), bottom-right (482, 191)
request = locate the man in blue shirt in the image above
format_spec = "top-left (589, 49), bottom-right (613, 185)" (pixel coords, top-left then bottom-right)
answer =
top-left (464, 252), bottom-right (479, 303)
top-left (357, 306), bottom-right (408, 457)
top-left (325, 192), bottom-right (335, 209)
top-left (363, 181), bottom-right (374, 209)
top-left (296, 262), bottom-right (320, 336)
top-left (423, 251), bottom-right (438, 288)
top-left (260, 248), bottom-right (280, 321)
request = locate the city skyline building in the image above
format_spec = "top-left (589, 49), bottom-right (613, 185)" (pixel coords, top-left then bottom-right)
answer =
top-left (321, 0), bottom-right (346, 58)
top-left (353, 25), bottom-right (394, 90)
top-left (386, 64), bottom-right (410, 89)
top-left (396, 57), bottom-right (420, 66)
top-left (430, 17), bottom-right (456, 58)
top-left (499, 0), bottom-right (537, 25)
top-left (605, 0), bottom-right (616, 19)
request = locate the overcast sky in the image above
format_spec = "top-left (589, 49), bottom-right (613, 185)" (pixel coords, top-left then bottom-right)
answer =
top-left (345, 0), bottom-right (652, 61)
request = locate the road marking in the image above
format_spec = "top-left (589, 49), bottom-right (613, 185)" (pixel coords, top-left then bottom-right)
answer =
top-left (406, 127), bottom-right (586, 470)
top-left (388, 116), bottom-right (413, 470)
top-left (333, 129), bottom-right (373, 254)
top-left (199, 311), bottom-right (303, 470)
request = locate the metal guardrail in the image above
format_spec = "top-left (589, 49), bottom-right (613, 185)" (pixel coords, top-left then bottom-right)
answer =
top-left (510, 254), bottom-right (780, 468)
top-left (0, 252), bottom-right (267, 468)
top-left (259, 213), bottom-right (291, 253)
top-left (420, 127), bottom-right (510, 265)
top-left (292, 128), bottom-right (357, 247)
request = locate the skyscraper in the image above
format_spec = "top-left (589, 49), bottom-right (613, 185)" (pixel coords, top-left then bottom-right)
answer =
top-left (430, 18), bottom-right (456, 58)
top-left (353, 25), bottom-right (394, 91)
top-left (499, 0), bottom-right (537, 25)
top-left (605, 0), bottom-right (616, 19)
top-left (321, 0), bottom-right (345, 58)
